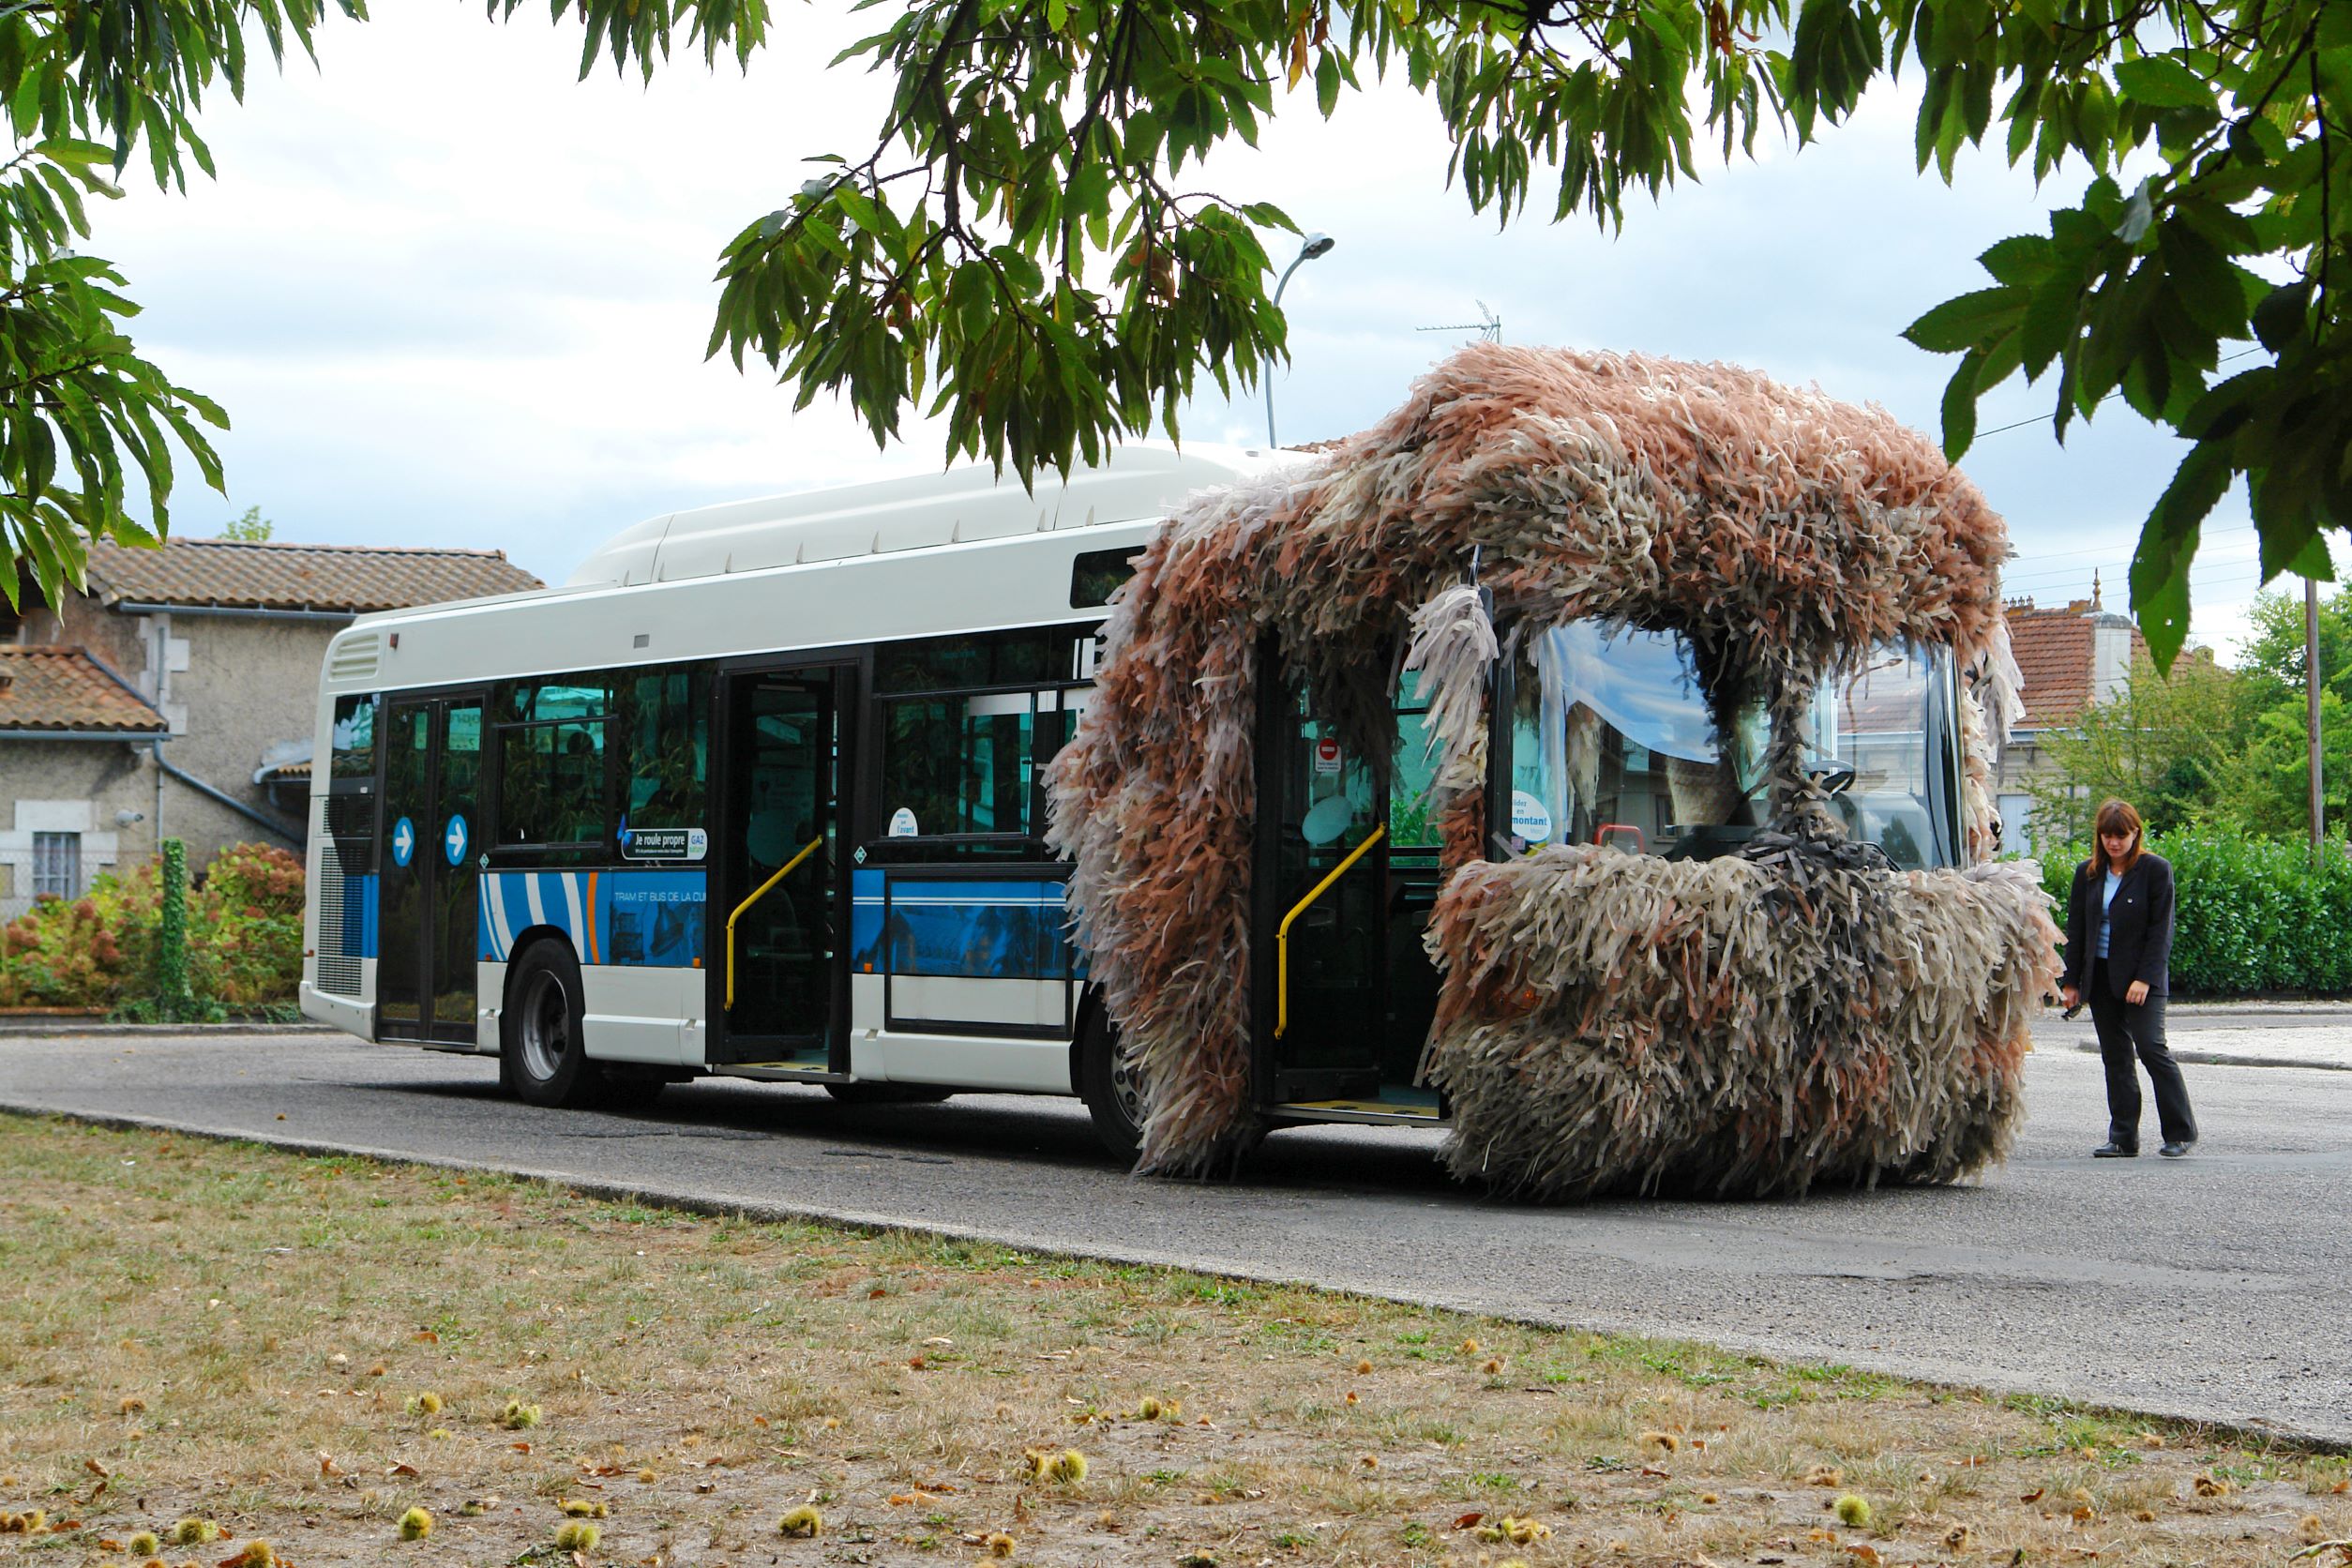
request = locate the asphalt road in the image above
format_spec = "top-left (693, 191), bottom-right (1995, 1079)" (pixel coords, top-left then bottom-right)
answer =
top-left (3, 1020), bottom-right (2346, 1445)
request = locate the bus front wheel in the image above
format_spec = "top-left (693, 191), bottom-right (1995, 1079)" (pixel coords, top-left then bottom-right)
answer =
top-left (1078, 1003), bottom-right (1146, 1167)
top-left (502, 942), bottom-right (599, 1108)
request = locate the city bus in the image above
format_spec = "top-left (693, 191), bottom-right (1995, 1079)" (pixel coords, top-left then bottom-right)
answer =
top-left (300, 441), bottom-right (1978, 1168)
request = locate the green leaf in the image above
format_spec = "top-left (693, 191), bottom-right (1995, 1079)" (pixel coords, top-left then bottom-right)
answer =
top-left (1940, 350), bottom-right (1982, 460)
top-left (2131, 445), bottom-right (2231, 671)
top-left (35, 139), bottom-right (116, 167)
top-left (2253, 281), bottom-right (2310, 353)
top-left (2112, 55), bottom-right (2211, 111)
top-left (2179, 365), bottom-right (2273, 444)
top-left (2019, 270), bottom-right (2081, 380)
top-left (991, 246), bottom-right (1045, 297)
top-left (2157, 220), bottom-right (2243, 338)
top-left (1902, 285), bottom-right (2022, 354)
top-left (1978, 234), bottom-right (2055, 288)
top-left (2284, 533), bottom-right (2336, 583)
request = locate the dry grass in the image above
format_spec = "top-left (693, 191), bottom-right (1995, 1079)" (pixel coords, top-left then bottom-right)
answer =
top-left (0, 1111), bottom-right (2343, 1567)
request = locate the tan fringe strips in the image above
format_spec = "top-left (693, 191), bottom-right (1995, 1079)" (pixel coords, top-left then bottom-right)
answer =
top-left (1046, 342), bottom-right (2061, 1191)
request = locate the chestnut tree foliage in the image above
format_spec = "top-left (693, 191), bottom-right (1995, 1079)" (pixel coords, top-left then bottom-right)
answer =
top-left (705, 0), bottom-right (2347, 671)
top-left (7, 0), bottom-right (2348, 677)
top-left (0, 0), bottom-right (770, 610)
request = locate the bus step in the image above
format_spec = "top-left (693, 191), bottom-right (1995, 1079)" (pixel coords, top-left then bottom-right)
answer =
top-left (714, 1063), bottom-right (849, 1084)
top-left (1274, 1097), bottom-right (1445, 1126)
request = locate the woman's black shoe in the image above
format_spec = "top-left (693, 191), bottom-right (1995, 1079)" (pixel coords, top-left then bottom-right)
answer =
top-left (2091, 1142), bottom-right (2138, 1158)
top-left (2159, 1140), bottom-right (2194, 1158)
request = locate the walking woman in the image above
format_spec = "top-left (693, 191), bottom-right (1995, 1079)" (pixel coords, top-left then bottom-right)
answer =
top-left (2058, 799), bottom-right (2197, 1158)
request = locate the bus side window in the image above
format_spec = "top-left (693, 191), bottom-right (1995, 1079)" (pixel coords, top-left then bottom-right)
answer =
top-left (869, 627), bottom-right (1093, 852)
top-left (493, 675), bottom-right (611, 850)
top-left (877, 691), bottom-right (1036, 837)
top-left (617, 666), bottom-right (709, 828)
top-left (329, 694), bottom-right (377, 780)
top-left (1069, 546), bottom-right (1142, 609)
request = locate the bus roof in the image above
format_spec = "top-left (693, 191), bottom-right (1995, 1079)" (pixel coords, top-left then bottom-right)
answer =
top-left (313, 442), bottom-right (1288, 699)
top-left (565, 442), bottom-right (1280, 590)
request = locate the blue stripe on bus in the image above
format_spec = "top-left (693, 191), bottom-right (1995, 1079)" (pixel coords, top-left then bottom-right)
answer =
top-left (343, 873), bottom-right (379, 958)
top-left (850, 871), bottom-right (1080, 981)
top-left (477, 869), bottom-right (707, 967)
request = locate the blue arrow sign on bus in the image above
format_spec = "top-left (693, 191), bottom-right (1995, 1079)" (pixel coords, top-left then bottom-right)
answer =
top-left (444, 813), bottom-right (469, 866)
top-left (390, 816), bottom-right (415, 867)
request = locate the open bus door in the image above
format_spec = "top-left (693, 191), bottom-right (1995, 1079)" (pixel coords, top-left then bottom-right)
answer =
top-left (1252, 646), bottom-right (1445, 1121)
top-left (710, 659), bottom-right (856, 1070)
top-left (376, 692), bottom-right (485, 1046)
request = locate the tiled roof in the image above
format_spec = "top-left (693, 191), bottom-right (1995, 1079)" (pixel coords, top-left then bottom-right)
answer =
top-left (2004, 598), bottom-right (2146, 728)
top-left (0, 645), bottom-right (168, 733)
top-left (2006, 604), bottom-right (2092, 727)
top-left (83, 536), bottom-right (542, 613)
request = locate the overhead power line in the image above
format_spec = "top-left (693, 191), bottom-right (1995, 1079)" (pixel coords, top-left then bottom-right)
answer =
top-left (1974, 346), bottom-right (2265, 441)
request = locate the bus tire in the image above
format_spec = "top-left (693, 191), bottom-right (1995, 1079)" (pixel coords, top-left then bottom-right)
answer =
top-left (1077, 1003), bottom-right (1146, 1167)
top-left (501, 941), bottom-right (600, 1108)
top-left (824, 1081), bottom-right (956, 1106)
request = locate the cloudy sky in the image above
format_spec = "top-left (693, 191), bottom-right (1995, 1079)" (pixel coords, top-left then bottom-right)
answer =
top-left (104, 2), bottom-right (2324, 656)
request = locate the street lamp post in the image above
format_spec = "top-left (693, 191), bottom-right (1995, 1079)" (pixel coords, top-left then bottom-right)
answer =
top-left (1263, 232), bottom-right (1335, 449)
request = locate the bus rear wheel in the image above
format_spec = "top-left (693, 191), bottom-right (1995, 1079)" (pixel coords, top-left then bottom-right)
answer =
top-left (1078, 1003), bottom-right (1146, 1166)
top-left (502, 942), bottom-right (600, 1108)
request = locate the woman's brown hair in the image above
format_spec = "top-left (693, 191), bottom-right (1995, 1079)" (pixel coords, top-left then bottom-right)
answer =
top-left (2091, 798), bottom-right (2144, 876)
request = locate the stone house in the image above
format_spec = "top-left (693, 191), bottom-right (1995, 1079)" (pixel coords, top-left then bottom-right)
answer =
top-left (1, 537), bottom-right (539, 921)
top-left (1996, 578), bottom-right (2148, 852)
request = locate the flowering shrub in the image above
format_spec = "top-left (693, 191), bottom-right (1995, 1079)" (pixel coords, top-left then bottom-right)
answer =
top-left (191, 843), bottom-right (306, 1007)
top-left (0, 891), bottom-right (137, 1005)
top-left (0, 843), bottom-right (305, 1013)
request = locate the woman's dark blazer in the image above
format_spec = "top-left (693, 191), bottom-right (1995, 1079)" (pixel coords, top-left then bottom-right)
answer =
top-left (2058, 852), bottom-right (2175, 999)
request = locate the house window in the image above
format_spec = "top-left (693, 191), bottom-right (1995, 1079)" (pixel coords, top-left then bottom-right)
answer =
top-left (31, 832), bottom-right (80, 899)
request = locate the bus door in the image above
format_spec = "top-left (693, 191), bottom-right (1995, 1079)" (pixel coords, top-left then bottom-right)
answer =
top-left (377, 692), bottom-right (485, 1045)
top-left (1253, 651), bottom-right (1417, 1109)
top-left (711, 660), bottom-right (854, 1067)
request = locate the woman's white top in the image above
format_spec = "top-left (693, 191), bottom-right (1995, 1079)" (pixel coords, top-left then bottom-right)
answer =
top-left (2097, 868), bottom-right (2121, 958)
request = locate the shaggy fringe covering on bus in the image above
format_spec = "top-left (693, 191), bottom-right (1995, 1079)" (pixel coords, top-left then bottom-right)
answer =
top-left (1422, 850), bottom-right (2060, 1199)
top-left (1047, 342), bottom-right (2061, 1189)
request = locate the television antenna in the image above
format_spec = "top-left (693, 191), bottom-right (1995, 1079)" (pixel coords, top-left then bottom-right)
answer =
top-left (1417, 300), bottom-right (1501, 343)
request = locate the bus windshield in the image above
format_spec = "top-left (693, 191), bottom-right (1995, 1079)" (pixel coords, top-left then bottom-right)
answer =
top-left (1505, 624), bottom-right (1957, 868)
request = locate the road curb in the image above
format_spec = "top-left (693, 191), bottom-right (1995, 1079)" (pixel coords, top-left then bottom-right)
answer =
top-left (2070, 1042), bottom-right (2352, 1072)
top-left (3, 1096), bottom-right (2342, 1455)
top-left (0, 1021), bottom-right (339, 1039)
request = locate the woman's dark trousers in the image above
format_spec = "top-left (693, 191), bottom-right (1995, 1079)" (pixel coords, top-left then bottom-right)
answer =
top-left (2087, 957), bottom-right (2196, 1150)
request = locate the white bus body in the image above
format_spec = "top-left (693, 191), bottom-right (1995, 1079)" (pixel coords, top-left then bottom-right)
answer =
top-left (302, 445), bottom-right (1275, 1110)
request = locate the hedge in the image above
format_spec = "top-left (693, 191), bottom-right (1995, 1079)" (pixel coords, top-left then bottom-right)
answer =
top-left (2035, 825), bottom-right (2352, 996)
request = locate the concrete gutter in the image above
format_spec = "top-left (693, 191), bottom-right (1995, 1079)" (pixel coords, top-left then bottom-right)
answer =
top-left (0, 729), bottom-right (169, 740)
top-left (113, 602), bottom-right (356, 624)
top-left (0, 1019), bottom-right (336, 1037)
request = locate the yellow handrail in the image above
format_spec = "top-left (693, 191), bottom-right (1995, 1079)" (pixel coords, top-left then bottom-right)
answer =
top-left (1274, 823), bottom-right (1385, 1039)
top-left (725, 836), bottom-right (824, 1010)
